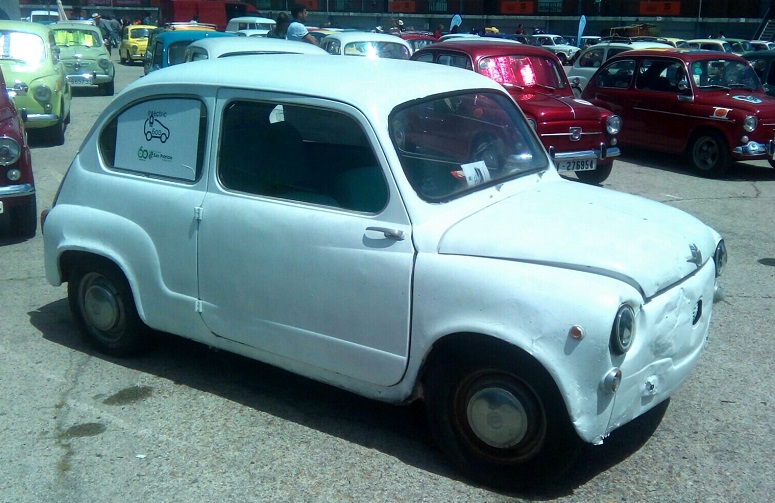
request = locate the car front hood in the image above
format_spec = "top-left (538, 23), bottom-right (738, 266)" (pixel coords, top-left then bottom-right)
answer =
top-left (511, 91), bottom-right (602, 121)
top-left (438, 180), bottom-right (717, 298)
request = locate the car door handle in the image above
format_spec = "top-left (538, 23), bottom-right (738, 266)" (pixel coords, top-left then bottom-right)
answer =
top-left (366, 226), bottom-right (405, 241)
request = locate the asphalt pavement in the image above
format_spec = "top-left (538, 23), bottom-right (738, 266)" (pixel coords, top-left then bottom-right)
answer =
top-left (0, 59), bottom-right (774, 502)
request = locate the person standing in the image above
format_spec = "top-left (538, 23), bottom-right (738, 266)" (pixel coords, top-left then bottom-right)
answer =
top-left (92, 13), bottom-right (112, 55)
top-left (286, 3), bottom-right (317, 45)
top-left (106, 15), bottom-right (121, 50)
top-left (266, 12), bottom-right (290, 39)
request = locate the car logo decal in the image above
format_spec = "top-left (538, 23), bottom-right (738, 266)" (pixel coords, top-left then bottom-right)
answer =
top-left (732, 95), bottom-right (762, 104)
top-left (711, 107), bottom-right (731, 119)
top-left (569, 127), bottom-right (582, 141)
top-left (687, 243), bottom-right (703, 268)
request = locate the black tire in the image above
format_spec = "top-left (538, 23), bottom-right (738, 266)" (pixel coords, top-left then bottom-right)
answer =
top-left (11, 196), bottom-right (37, 239)
top-left (101, 79), bottom-right (115, 96)
top-left (575, 160), bottom-right (613, 184)
top-left (689, 131), bottom-right (730, 177)
top-left (43, 109), bottom-right (66, 146)
top-left (68, 258), bottom-right (153, 357)
top-left (424, 343), bottom-right (579, 490)
top-left (557, 53), bottom-right (568, 65)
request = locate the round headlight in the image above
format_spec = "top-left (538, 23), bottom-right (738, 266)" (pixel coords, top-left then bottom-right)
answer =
top-left (527, 118), bottom-right (537, 131)
top-left (98, 57), bottom-right (110, 70)
top-left (33, 85), bottom-right (52, 102)
top-left (611, 304), bottom-right (636, 354)
top-left (714, 239), bottom-right (727, 277)
top-left (743, 115), bottom-right (757, 132)
top-left (0, 137), bottom-right (21, 166)
top-left (6, 168), bottom-right (21, 181)
top-left (606, 115), bottom-right (622, 135)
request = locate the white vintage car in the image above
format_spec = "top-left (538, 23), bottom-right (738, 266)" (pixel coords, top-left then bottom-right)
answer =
top-left (42, 55), bottom-right (726, 489)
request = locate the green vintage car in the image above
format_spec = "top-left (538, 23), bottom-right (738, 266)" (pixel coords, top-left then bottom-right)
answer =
top-left (52, 21), bottom-right (115, 96)
top-left (0, 20), bottom-right (72, 145)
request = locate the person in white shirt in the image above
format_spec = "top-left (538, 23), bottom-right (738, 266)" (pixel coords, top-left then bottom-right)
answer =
top-left (286, 3), bottom-right (317, 45)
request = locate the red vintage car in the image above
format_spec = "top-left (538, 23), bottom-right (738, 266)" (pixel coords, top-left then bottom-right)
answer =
top-left (396, 30), bottom-right (438, 54)
top-left (0, 67), bottom-right (35, 238)
top-left (581, 48), bottom-right (775, 177)
top-left (412, 39), bottom-right (622, 183)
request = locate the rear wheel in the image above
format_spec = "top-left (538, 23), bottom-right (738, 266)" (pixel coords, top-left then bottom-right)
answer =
top-left (575, 160), bottom-right (613, 184)
top-left (424, 342), bottom-right (579, 490)
top-left (689, 131), bottom-right (730, 177)
top-left (42, 106), bottom-right (66, 146)
top-left (68, 258), bottom-right (153, 357)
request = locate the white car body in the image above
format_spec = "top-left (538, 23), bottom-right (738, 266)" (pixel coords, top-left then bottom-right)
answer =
top-left (42, 55), bottom-right (725, 488)
top-left (528, 34), bottom-right (579, 63)
top-left (224, 16), bottom-right (275, 36)
top-left (319, 31), bottom-right (412, 59)
top-left (568, 40), bottom-right (671, 91)
top-left (183, 36), bottom-right (327, 61)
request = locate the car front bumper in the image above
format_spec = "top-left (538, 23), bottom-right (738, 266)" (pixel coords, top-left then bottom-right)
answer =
top-left (551, 144), bottom-right (621, 172)
top-left (65, 72), bottom-right (114, 86)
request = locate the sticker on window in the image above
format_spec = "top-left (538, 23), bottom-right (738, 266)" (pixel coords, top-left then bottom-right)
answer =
top-left (115, 99), bottom-right (201, 181)
top-left (459, 161), bottom-right (491, 187)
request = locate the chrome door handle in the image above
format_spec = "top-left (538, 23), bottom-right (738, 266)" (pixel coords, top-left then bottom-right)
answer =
top-left (366, 226), bottom-right (405, 240)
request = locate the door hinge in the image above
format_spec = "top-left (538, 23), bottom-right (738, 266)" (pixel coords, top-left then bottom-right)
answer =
top-left (194, 207), bottom-right (204, 221)
top-left (195, 300), bottom-right (203, 313)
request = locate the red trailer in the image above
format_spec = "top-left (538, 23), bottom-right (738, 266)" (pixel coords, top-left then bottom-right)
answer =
top-left (158, 0), bottom-right (260, 31)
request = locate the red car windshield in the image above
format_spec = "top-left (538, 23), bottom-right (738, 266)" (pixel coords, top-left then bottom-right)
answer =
top-left (477, 55), bottom-right (567, 90)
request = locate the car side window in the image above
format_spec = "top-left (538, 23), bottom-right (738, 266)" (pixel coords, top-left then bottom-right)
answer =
top-left (579, 48), bottom-right (603, 67)
top-left (438, 54), bottom-right (472, 70)
top-left (414, 53), bottom-right (434, 63)
top-left (218, 101), bottom-right (388, 213)
top-left (636, 59), bottom-right (684, 93)
top-left (596, 59), bottom-right (635, 89)
top-left (99, 98), bottom-right (206, 182)
top-left (767, 61), bottom-right (775, 86)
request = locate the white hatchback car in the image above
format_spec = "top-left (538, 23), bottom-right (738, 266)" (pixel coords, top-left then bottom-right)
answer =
top-left (42, 55), bottom-right (725, 490)
top-left (527, 34), bottom-right (579, 64)
top-left (568, 40), bottom-right (672, 92)
top-left (183, 36), bottom-right (328, 61)
top-left (319, 31), bottom-right (412, 59)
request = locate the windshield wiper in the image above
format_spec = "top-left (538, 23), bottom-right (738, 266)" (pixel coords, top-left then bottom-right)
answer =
top-left (0, 54), bottom-right (25, 62)
top-left (530, 83), bottom-right (557, 91)
top-left (698, 84), bottom-right (731, 90)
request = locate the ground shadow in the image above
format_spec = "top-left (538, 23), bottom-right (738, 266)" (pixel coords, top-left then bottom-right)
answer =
top-left (31, 298), bottom-right (670, 497)
top-left (620, 147), bottom-right (775, 181)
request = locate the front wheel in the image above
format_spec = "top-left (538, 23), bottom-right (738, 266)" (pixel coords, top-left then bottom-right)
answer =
top-left (424, 344), bottom-right (579, 489)
top-left (11, 196), bottom-right (37, 238)
top-left (689, 131), bottom-right (730, 177)
top-left (101, 79), bottom-right (115, 96)
top-left (575, 160), bottom-right (613, 184)
top-left (68, 258), bottom-right (153, 357)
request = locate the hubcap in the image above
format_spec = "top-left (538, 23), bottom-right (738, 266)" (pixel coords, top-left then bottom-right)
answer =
top-left (696, 138), bottom-right (718, 169)
top-left (82, 276), bottom-right (121, 333)
top-left (467, 387), bottom-right (529, 448)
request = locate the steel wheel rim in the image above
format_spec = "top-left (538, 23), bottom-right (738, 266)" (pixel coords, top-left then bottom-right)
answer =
top-left (80, 272), bottom-right (125, 340)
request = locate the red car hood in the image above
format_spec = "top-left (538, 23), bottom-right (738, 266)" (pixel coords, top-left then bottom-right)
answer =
top-left (509, 90), bottom-right (603, 121)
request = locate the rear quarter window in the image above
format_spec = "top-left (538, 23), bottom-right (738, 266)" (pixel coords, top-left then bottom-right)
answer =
top-left (99, 97), bottom-right (206, 182)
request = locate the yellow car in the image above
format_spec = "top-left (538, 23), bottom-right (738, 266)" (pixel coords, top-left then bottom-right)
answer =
top-left (119, 24), bottom-right (155, 65)
top-left (0, 20), bottom-right (72, 145)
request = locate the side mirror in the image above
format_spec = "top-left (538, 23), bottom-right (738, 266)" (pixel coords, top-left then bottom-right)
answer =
top-left (677, 79), bottom-right (689, 92)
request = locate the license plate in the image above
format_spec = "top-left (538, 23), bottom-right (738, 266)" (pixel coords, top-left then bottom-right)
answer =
top-left (556, 159), bottom-right (596, 172)
top-left (68, 76), bottom-right (92, 85)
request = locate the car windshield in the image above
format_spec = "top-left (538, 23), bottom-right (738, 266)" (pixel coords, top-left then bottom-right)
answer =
top-left (130, 28), bottom-right (150, 38)
top-left (343, 41), bottom-right (410, 59)
top-left (390, 91), bottom-right (548, 201)
top-left (53, 28), bottom-right (101, 47)
top-left (692, 58), bottom-right (761, 90)
top-left (478, 55), bottom-right (567, 90)
top-left (0, 31), bottom-right (46, 63)
top-left (551, 36), bottom-right (568, 45)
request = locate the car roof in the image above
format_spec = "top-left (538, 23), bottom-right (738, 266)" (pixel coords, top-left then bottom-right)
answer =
top-left (415, 39), bottom-right (559, 61)
top-left (187, 36), bottom-right (328, 56)
top-left (0, 19), bottom-right (53, 36)
top-left (322, 31), bottom-right (412, 45)
top-left (128, 55), bottom-right (504, 110)
top-left (609, 48), bottom-right (748, 62)
top-left (742, 49), bottom-right (775, 58)
top-left (156, 31), bottom-right (235, 43)
top-left (227, 16), bottom-right (275, 23)
top-left (52, 21), bottom-right (100, 32)
top-left (587, 41), bottom-right (671, 50)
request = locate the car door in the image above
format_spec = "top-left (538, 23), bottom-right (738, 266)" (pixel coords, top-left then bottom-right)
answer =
top-left (197, 91), bottom-right (415, 387)
top-left (631, 58), bottom-right (692, 151)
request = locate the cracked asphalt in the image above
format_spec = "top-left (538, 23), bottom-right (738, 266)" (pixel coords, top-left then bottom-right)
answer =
top-left (1, 62), bottom-right (773, 502)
